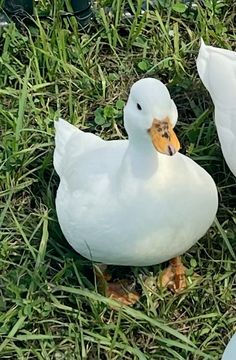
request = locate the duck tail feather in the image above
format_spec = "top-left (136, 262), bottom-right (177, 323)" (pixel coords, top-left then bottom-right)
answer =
top-left (54, 118), bottom-right (78, 177)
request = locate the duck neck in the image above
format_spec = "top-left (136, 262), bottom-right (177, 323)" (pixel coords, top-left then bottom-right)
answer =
top-left (121, 133), bottom-right (159, 180)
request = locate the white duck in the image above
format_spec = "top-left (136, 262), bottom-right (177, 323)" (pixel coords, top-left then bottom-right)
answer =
top-left (54, 78), bottom-right (218, 303)
top-left (197, 39), bottom-right (236, 177)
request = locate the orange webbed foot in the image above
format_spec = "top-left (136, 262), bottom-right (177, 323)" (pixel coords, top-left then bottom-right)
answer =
top-left (95, 264), bottom-right (140, 306)
top-left (106, 279), bottom-right (140, 306)
top-left (160, 256), bottom-right (187, 293)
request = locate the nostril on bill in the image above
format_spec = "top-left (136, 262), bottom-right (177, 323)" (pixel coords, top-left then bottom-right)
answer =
top-left (168, 145), bottom-right (176, 156)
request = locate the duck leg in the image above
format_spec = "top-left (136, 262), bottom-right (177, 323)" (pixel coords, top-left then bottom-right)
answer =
top-left (160, 256), bottom-right (187, 292)
top-left (95, 264), bottom-right (140, 306)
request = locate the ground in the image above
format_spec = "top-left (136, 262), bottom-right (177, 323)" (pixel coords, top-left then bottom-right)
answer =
top-left (0, 0), bottom-right (236, 359)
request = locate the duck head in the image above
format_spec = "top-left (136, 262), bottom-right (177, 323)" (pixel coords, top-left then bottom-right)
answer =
top-left (124, 78), bottom-right (180, 156)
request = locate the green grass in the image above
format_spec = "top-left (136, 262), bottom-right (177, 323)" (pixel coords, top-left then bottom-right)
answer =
top-left (0, 0), bottom-right (236, 358)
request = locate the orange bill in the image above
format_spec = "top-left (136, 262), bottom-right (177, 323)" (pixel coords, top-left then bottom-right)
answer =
top-left (148, 117), bottom-right (180, 156)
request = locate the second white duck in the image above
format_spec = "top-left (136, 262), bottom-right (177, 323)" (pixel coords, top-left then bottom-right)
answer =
top-left (197, 39), bottom-right (236, 177)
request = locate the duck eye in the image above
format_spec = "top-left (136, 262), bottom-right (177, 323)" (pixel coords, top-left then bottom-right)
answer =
top-left (137, 103), bottom-right (142, 110)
